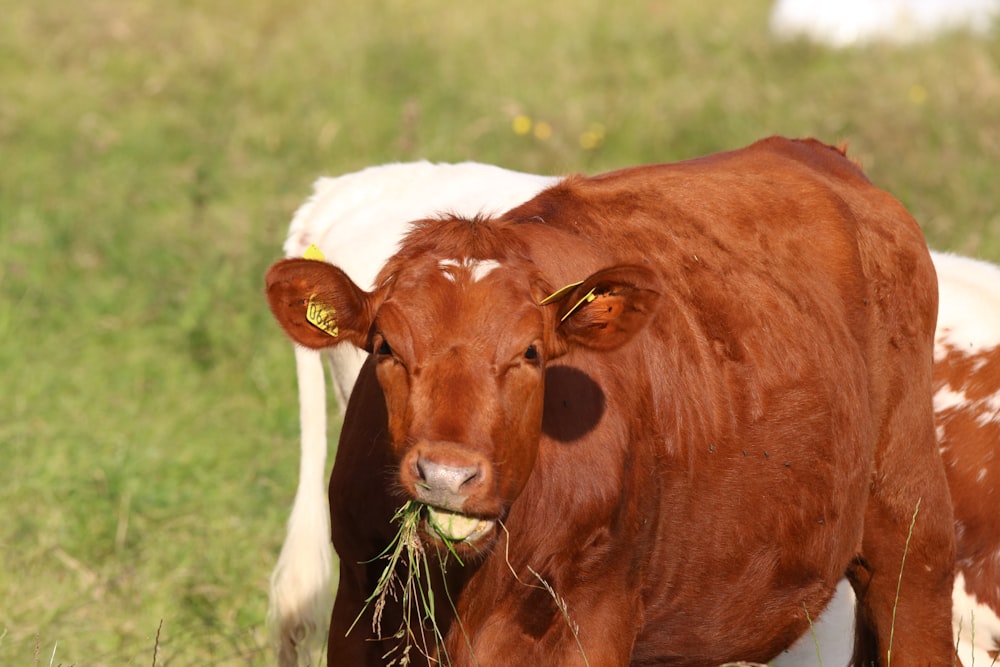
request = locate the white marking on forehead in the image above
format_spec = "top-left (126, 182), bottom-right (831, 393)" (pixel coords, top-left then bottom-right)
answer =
top-left (951, 572), bottom-right (1000, 666)
top-left (438, 258), bottom-right (503, 283)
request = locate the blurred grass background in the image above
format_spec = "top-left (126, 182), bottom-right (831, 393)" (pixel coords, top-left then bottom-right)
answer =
top-left (0, 0), bottom-right (997, 664)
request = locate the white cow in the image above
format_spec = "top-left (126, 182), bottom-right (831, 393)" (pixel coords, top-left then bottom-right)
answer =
top-left (269, 162), bottom-right (559, 666)
top-left (770, 0), bottom-right (999, 46)
top-left (269, 161), bottom-right (1000, 667)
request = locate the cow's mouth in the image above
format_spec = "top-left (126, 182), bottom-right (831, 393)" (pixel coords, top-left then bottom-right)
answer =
top-left (424, 506), bottom-right (496, 544)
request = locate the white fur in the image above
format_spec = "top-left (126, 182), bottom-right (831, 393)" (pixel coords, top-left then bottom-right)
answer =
top-left (935, 252), bottom-right (1000, 358)
top-left (774, 250), bottom-right (1000, 666)
top-left (776, 579), bottom-right (856, 666)
top-left (770, 0), bottom-right (999, 46)
top-left (953, 572), bottom-right (1000, 666)
top-left (268, 348), bottom-right (333, 667)
top-left (269, 162), bottom-right (559, 666)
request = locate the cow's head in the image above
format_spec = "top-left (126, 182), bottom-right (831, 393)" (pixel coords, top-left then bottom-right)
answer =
top-left (265, 217), bottom-right (660, 553)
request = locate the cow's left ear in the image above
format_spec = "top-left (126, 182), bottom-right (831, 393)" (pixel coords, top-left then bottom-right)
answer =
top-left (544, 265), bottom-right (661, 352)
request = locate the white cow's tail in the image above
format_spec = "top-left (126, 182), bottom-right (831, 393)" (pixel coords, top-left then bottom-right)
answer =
top-left (268, 346), bottom-right (333, 667)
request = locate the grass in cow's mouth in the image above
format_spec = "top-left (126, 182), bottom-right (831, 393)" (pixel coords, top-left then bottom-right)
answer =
top-left (349, 501), bottom-right (474, 665)
top-left (351, 501), bottom-right (591, 665)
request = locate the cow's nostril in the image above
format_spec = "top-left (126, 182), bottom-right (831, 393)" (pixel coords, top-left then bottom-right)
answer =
top-left (415, 455), bottom-right (481, 495)
top-left (460, 465), bottom-right (480, 488)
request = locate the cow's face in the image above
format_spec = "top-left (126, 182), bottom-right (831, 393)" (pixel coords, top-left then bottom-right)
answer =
top-left (266, 235), bottom-right (659, 552)
top-left (371, 257), bottom-right (551, 530)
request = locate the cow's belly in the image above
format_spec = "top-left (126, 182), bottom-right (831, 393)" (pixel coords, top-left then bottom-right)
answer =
top-left (632, 565), bottom-right (843, 664)
top-left (630, 442), bottom-right (870, 663)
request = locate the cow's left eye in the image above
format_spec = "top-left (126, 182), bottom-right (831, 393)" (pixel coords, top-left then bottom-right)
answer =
top-left (524, 345), bottom-right (539, 361)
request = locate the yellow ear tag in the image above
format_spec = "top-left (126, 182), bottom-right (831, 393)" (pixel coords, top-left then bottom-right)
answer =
top-left (303, 244), bottom-right (326, 261)
top-left (540, 280), bottom-right (584, 305)
top-left (306, 293), bottom-right (339, 337)
top-left (560, 288), bottom-right (597, 322)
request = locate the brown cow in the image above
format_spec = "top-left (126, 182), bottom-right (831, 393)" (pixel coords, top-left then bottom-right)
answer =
top-left (265, 137), bottom-right (956, 665)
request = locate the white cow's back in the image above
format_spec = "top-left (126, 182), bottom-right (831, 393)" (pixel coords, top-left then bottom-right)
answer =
top-left (934, 251), bottom-right (1000, 356)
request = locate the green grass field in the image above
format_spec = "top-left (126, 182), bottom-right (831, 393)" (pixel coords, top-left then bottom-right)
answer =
top-left (1, 0), bottom-right (997, 664)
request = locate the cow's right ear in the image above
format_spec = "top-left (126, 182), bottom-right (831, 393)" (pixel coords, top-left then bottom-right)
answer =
top-left (265, 258), bottom-right (375, 350)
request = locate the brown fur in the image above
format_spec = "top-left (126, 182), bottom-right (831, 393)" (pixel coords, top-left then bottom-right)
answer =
top-left (265, 137), bottom-right (955, 666)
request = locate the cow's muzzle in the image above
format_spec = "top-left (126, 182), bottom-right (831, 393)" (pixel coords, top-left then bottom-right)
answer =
top-left (400, 442), bottom-right (497, 515)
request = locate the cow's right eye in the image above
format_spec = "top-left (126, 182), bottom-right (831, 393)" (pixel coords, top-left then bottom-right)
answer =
top-left (376, 338), bottom-right (392, 357)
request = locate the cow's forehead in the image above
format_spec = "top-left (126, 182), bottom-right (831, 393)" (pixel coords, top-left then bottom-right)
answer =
top-left (378, 254), bottom-right (544, 344)
top-left (385, 253), bottom-right (536, 296)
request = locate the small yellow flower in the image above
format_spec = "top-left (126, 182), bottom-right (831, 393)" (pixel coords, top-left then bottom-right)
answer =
top-left (579, 122), bottom-right (606, 150)
top-left (513, 115), bottom-right (533, 135)
top-left (534, 121), bottom-right (553, 141)
top-left (909, 84), bottom-right (928, 106)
